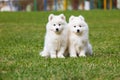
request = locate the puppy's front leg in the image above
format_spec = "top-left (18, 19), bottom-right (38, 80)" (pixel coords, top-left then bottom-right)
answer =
top-left (79, 49), bottom-right (86, 57)
top-left (69, 46), bottom-right (77, 57)
top-left (57, 47), bottom-right (65, 58)
top-left (50, 50), bottom-right (57, 58)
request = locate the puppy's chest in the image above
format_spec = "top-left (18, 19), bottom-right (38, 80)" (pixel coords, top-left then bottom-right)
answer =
top-left (53, 37), bottom-right (63, 49)
top-left (54, 38), bottom-right (61, 44)
top-left (72, 37), bottom-right (86, 47)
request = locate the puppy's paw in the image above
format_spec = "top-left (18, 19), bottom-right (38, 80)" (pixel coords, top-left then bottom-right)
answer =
top-left (79, 54), bottom-right (86, 57)
top-left (40, 51), bottom-right (47, 57)
top-left (70, 54), bottom-right (77, 58)
top-left (51, 55), bottom-right (57, 58)
top-left (57, 54), bottom-right (65, 58)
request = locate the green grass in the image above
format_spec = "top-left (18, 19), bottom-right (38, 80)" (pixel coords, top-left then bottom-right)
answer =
top-left (0, 10), bottom-right (120, 80)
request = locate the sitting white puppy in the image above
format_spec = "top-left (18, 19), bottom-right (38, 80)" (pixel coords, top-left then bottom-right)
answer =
top-left (68, 15), bottom-right (92, 57)
top-left (40, 14), bottom-right (68, 58)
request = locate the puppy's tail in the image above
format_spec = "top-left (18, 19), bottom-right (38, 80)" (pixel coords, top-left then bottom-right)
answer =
top-left (87, 44), bottom-right (92, 55)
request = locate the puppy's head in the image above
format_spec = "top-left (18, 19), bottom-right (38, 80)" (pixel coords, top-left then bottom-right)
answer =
top-left (47, 14), bottom-right (66, 34)
top-left (69, 15), bottom-right (88, 35)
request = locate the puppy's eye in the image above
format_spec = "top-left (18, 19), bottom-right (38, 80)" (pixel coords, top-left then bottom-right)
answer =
top-left (74, 26), bottom-right (76, 28)
top-left (79, 25), bottom-right (82, 27)
top-left (59, 24), bottom-right (61, 26)
top-left (53, 24), bottom-right (56, 26)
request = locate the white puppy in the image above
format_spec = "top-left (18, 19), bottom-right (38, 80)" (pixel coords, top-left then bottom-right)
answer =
top-left (68, 15), bottom-right (92, 57)
top-left (40, 14), bottom-right (68, 58)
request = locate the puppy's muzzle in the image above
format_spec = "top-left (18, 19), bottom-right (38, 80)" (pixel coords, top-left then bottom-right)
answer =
top-left (77, 29), bottom-right (80, 33)
top-left (56, 28), bottom-right (59, 32)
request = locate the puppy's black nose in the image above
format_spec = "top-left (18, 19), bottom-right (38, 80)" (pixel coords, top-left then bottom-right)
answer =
top-left (56, 28), bottom-right (59, 31)
top-left (77, 29), bottom-right (80, 32)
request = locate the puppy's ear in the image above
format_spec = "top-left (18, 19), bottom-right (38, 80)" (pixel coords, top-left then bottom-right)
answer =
top-left (79, 15), bottom-right (85, 21)
top-left (69, 15), bottom-right (75, 22)
top-left (59, 14), bottom-right (66, 20)
top-left (48, 14), bottom-right (54, 21)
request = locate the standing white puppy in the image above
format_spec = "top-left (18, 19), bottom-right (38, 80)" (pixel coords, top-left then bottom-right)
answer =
top-left (40, 14), bottom-right (68, 58)
top-left (68, 15), bottom-right (92, 57)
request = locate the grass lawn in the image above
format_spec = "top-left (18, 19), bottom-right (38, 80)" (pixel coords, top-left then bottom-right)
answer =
top-left (0, 10), bottom-right (120, 80)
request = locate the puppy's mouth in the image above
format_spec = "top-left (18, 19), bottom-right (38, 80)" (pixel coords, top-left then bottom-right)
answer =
top-left (50, 28), bottom-right (63, 34)
top-left (52, 28), bottom-right (62, 34)
top-left (74, 30), bottom-right (83, 35)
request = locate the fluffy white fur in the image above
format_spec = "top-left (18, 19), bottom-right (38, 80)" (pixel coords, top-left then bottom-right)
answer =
top-left (40, 14), bottom-right (68, 58)
top-left (68, 15), bottom-right (92, 57)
